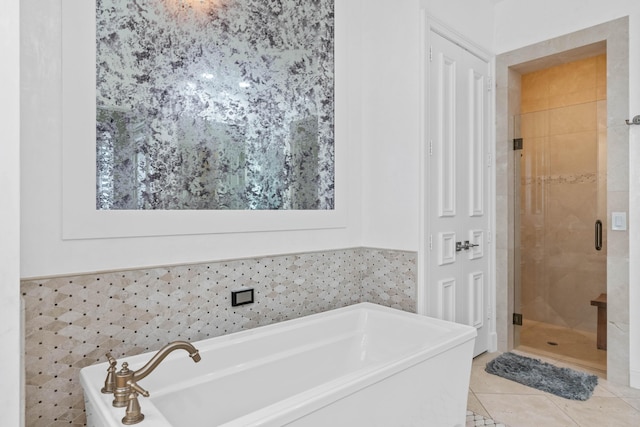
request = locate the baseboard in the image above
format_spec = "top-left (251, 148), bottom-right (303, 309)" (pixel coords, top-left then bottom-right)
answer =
top-left (630, 369), bottom-right (640, 390)
top-left (489, 332), bottom-right (498, 353)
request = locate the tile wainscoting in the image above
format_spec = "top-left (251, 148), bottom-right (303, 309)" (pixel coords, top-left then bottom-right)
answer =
top-left (22, 248), bottom-right (416, 426)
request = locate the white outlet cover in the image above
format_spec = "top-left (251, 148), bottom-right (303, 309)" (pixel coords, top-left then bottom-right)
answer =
top-left (612, 212), bottom-right (627, 231)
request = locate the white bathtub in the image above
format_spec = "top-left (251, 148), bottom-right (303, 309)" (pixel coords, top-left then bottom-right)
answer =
top-left (81, 303), bottom-right (476, 427)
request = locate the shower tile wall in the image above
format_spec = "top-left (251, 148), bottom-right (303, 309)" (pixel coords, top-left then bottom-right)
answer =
top-left (21, 247), bottom-right (416, 427)
top-left (520, 55), bottom-right (607, 333)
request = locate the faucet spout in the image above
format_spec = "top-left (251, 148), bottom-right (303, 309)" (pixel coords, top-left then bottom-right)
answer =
top-left (133, 340), bottom-right (201, 382)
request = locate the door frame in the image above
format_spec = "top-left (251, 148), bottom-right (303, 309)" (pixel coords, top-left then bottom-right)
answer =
top-left (495, 18), bottom-right (630, 384)
top-left (417, 13), bottom-right (498, 353)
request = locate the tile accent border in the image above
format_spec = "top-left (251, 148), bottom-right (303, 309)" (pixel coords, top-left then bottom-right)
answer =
top-left (22, 248), bottom-right (416, 426)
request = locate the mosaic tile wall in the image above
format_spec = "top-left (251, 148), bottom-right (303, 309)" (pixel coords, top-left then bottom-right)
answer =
top-left (22, 248), bottom-right (416, 426)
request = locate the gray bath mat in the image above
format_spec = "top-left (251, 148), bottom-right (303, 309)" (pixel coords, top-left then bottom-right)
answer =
top-left (485, 352), bottom-right (598, 401)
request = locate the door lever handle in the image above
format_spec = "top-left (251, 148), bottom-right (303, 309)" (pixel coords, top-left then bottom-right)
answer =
top-left (463, 241), bottom-right (479, 250)
top-left (456, 241), bottom-right (479, 252)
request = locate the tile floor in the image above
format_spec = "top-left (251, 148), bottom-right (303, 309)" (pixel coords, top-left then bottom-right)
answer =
top-left (467, 350), bottom-right (640, 426)
top-left (466, 410), bottom-right (507, 426)
top-left (519, 319), bottom-right (606, 374)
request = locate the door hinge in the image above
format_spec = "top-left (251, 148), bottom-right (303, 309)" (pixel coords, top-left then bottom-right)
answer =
top-left (513, 313), bottom-right (523, 326)
top-left (513, 138), bottom-right (523, 150)
top-left (429, 46), bottom-right (433, 62)
top-left (487, 231), bottom-right (492, 244)
top-left (487, 153), bottom-right (492, 167)
top-left (429, 139), bottom-right (433, 156)
top-left (429, 234), bottom-right (433, 250)
top-left (487, 76), bottom-right (493, 92)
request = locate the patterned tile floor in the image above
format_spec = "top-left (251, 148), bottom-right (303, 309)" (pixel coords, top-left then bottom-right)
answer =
top-left (467, 410), bottom-right (508, 426)
top-left (468, 350), bottom-right (640, 426)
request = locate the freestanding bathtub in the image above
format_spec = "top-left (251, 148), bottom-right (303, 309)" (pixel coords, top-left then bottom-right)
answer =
top-left (81, 303), bottom-right (476, 427)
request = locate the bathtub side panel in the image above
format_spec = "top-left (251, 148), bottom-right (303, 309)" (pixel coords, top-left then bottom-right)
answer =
top-left (282, 339), bottom-right (475, 427)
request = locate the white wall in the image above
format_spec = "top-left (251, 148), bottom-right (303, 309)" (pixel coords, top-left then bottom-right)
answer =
top-left (428, 0), bottom-right (496, 52)
top-left (495, 0), bottom-right (632, 53)
top-left (20, 0), bottom-right (364, 278)
top-left (0, 0), bottom-right (23, 424)
top-left (360, 0), bottom-right (495, 252)
top-left (22, 0), bottom-right (498, 277)
top-left (359, 1), bottom-right (421, 251)
top-left (494, 0), bottom-right (640, 388)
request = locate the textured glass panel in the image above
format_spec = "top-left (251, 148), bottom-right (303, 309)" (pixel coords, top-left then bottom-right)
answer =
top-left (96, 0), bottom-right (334, 210)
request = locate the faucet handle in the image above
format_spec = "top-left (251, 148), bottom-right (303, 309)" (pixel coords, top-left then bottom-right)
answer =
top-left (106, 352), bottom-right (117, 366)
top-left (101, 353), bottom-right (118, 394)
top-left (121, 380), bottom-right (149, 425)
top-left (128, 380), bottom-right (149, 398)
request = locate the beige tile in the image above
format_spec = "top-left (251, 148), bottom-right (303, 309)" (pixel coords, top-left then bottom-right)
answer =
top-left (521, 96), bottom-right (549, 114)
top-left (607, 125), bottom-right (630, 192)
top-left (518, 323), bottom-right (606, 369)
top-left (549, 89), bottom-right (597, 110)
top-left (522, 55), bottom-right (604, 112)
top-left (547, 131), bottom-right (598, 175)
top-left (597, 100), bottom-right (607, 131)
top-left (521, 69), bottom-right (550, 114)
top-left (598, 378), bottom-right (640, 399)
top-left (470, 363), bottom-right (546, 395)
top-left (596, 55), bottom-right (607, 101)
top-left (548, 102), bottom-right (598, 136)
top-left (548, 57), bottom-right (597, 98)
top-left (479, 348), bottom-right (640, 426)
top-left (476, 394), bottom-right (579, 427)
top-left (591, 383), bottom-right (617, 398)
top-left (467, 390), bottom-right (491, 418)
top-left (520, 110), bottom-right (549, 138)
top-left (622, 397), bottom-right (640, 411)
top-left (549, 395), bottom-right (640, 427)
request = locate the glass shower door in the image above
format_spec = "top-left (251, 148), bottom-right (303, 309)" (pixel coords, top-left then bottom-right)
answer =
top-left (515, 99), bottom-right (607, 367)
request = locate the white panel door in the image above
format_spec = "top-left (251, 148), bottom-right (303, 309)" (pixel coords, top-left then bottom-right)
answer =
top-left (427, 31), bottom-right (491, 356)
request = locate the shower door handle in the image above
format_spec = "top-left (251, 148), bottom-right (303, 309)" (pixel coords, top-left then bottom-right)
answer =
top-left (595, 220), bottom-right (603, 251)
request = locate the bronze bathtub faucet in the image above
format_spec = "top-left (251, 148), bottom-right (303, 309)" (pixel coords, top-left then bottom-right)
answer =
top-left (101, 341), bottom-right (201, 425)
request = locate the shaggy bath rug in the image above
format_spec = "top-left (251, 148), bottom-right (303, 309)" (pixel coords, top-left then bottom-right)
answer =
top-left (485, 352), bottom-right (598, 401)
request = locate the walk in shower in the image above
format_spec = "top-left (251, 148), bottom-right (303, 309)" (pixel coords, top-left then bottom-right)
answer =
top-left (514, 55), bottom-right (607, 371)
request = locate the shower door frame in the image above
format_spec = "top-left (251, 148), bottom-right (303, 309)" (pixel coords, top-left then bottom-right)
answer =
top-left (514, 93), bottom-right (608, 352)
top-left (495, 18), bottom-right (630, 384)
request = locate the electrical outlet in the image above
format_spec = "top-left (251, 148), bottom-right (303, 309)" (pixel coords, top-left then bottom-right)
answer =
top-left (231, 288), bottom-right (254, 306)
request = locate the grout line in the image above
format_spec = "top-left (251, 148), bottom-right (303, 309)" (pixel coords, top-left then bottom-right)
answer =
top-left (469, 389), bottom-right (492, 419)
top-left (544, 392), bottom-right (582, 426)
